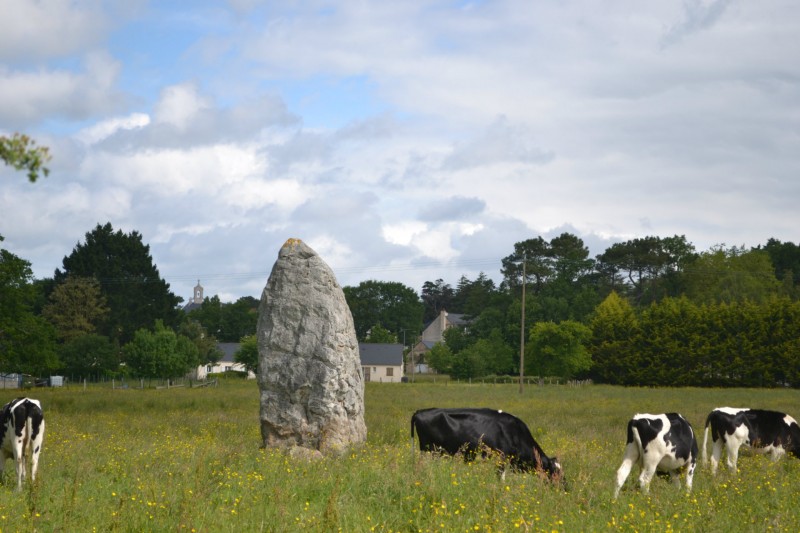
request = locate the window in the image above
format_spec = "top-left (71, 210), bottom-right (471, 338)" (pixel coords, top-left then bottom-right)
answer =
top-left (386, 367), bottom-right (394, 377)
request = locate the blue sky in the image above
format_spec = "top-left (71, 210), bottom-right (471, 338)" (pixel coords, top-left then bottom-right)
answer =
top-left (2, 0), bottom-right (800, 303)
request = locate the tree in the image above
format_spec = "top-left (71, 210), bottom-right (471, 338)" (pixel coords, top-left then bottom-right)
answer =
top-left (0, 133), bottom-right (51, 182)
top-left (343, 280), bottom-right (423, 341)
top-left (683, 245), bottom-right (780, 304)
top-left (421, 279), bottom-right (455, 322)
top-left (235, 335), bottom-right (258, 374)
top-left (55, 223), bottom-right (182, 344)
top-left (461, 329), bottom-right (515, 376)
top-left (589, 291), bottom-right (638, 384)
top-left (528, 320), bottom-right (592, 379)
top-left (451, 273), bottom-right (506, 318)
top-left (595, 235), bottom-right (696, 306)
top-left (42, 276), bottom-right (109, 342)
top-left (0, 242), bottom-right (59, 375)
top-left (59, 334), bottom-right (118, 378)
top-left (426, 342), bottom-right (454, 374)
top-left (365, 324), bottom-right (396, 343)
top-left (123, 320), bottom-right (199, 379)
top-left (178, 319), bottom-right (221, 365)
top-left (760, 238), bottom-right (800, 293)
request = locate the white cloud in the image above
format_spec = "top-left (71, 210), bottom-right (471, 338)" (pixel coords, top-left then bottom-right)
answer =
top-left (75, 113), bottom-right (150, 145)
top-left (0, 0), bottom-right (111, 61)
top-left (154, 83), bottom-right (211, 131)
top-left (3, 0), bottom-right (800, 300)
top-left (0, 51), bottom-right (123, 126)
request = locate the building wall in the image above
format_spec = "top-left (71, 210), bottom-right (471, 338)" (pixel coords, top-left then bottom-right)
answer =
top-left (362, 364), bottom-right (403, 383)
top-left (195, 362), bottom-right (255, 380)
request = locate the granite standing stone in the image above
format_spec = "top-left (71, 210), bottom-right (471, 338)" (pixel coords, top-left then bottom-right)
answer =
top-left (257, 238), bottom-right (366, 454)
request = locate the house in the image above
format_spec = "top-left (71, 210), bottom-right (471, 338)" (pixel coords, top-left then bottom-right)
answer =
top-left (194, 342), bottom-right (256, 380)
top-left (408, 310), bottom-right (470, 374)
top-left (359, 343), bottom-right (404, 383)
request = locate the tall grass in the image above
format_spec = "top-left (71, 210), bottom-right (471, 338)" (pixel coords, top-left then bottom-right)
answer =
top-left (0, 381), bottom-right (798, 531)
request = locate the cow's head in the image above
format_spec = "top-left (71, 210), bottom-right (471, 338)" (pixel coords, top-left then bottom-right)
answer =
top-left (545, 456), bottom-right (567, 490)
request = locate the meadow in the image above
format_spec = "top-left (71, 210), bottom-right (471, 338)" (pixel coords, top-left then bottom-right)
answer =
top-left (1, 380), bottom-right (799, 532)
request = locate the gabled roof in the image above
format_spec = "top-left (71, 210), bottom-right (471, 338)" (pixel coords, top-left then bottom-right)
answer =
top-left (359, 343), bottom-right (403, 366)
top-left (182, 301), bottom-right (202, 313)
top-left (216, 342), bottom-right (240, 363)
top-left (447, 313), bottom-right (469, 326)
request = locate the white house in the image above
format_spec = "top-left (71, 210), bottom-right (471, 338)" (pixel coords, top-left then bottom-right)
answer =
top-left (195, 342), bottom-right (255, 380)
top-left (359, 343), bottom-right (404, 383)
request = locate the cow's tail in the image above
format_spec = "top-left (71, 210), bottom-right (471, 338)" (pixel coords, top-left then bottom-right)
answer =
top-left (410, 413), bottom-right (417, 455)
top-left (700, 414), bottom-right (712, 465)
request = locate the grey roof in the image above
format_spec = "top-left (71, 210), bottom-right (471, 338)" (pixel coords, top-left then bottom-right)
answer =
top-left (216, 342), bottom-right (240, 363)
top-left (182, 301), bottom-right (202, 313)
top-left (359, 343), bottom-right (403, 366)
top-left (447, 313), bottom-right (470, 326)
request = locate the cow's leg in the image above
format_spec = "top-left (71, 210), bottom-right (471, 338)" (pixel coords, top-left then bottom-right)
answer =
top-left (614, 443), bottom-right (640, 498)
top-left (726, 439), bottom-right (741, 472)
top-left (30, 418), bottom-right (43, 483)
top-left (0, 449), bottom-right (8, 484)
top-left (685, 461), bottom-right (696, 493)
top-left (637, 451), bottom-right (659, 494)
top-left (669, 470), bottom-right (681, 488)
top-left (770, 446), bottom-right (786, 461)
top-left (710, 438), bottom-right (724, 475)
top-left (13, 438), bottom-right (25, 491)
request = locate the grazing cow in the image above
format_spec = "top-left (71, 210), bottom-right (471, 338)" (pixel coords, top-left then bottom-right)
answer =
top-left (410, 407), bottom-right (563, 483)
top-left (701, 407), bottom-right (800, 475)
top-left (614, 413), bottom-right (697, 498)
top-left (0, 397), bottom-right (45, 490)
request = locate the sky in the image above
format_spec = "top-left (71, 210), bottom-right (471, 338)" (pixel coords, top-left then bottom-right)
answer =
top-left (1, 0), bottom-right (799, 304)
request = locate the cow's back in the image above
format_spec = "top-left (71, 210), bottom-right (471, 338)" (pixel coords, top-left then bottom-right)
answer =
top-left (745, 409), bottom-right (800, 451)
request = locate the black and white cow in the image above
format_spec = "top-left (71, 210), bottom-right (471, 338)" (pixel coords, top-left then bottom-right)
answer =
top-left (614, 413), bottom-right (697, 498)
top-left (0, 397), bottom-right (45, 490)
top-left (410, 407), bottom-right (563, 483)
top-left (701, 407), bottom-right (800, 475)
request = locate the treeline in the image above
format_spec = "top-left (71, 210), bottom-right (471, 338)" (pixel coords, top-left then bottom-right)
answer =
top-left (343, 234), bottom-right (800, 387)
top-left (3, 222), bottom-right (800, 386)
top-left (0, 223), bottom-right (256, 381)
top-left (591, 293), bottom-right (800, 387)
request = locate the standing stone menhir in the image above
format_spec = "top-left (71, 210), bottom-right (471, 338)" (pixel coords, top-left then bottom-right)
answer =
top-left (257, 238), bottom-right (366, 454)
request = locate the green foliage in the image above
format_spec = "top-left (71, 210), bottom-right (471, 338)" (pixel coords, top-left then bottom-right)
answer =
top-left (58, 333), bottom-right (118, 378)
top-left (188, 295), bottom-right (258, 343)
top-left (0, 132), bottom-right (51, 182)
top-left (421, 278), bottom-right (455, 322)
top-left (425, 342), bottom-right (454, 374)
top-left (595, 235), bottom-right (696, 305)
top-left (442, 326), bottom-right (471, 354)
top-left (364, 324), bottom-right (396, 343)
top-left (589, 291), bottom-right (639, 384)
top-left (42, 276), bottom-right (109, 341)
top-left (528, 320), bottom-right (592, 379)
top-left (589, 295), bottom-right (800, 387)
top-left (235, 334), bottom-right (258, 374)
top-left (461, 329), bottom-right (515, 377)
top-left (762, 237), bottom-right (800, 290)
top-left (55, 223), bottom-right (182, 344)
top-left (123, 320), bottom-right (200, 379)
top-left (178, 319), bottom-right (221, 364)
top-left (343, 280), bottom-right (423, 341)
top-left (683, 245), bottom-right (780, 304)
top-left (0, 246), bottom-right (59, 375)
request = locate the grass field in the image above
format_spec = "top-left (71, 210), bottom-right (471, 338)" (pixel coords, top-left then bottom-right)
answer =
top-left (1, 380), bottom-right (799, 532)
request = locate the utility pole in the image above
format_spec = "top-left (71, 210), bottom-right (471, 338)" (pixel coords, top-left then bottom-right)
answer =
top-left (519, 256), bottom-right (526, 394)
